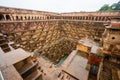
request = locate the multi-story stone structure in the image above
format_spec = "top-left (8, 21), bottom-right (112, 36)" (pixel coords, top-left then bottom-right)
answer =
top-left (0, 6), bottom-right (120, 80)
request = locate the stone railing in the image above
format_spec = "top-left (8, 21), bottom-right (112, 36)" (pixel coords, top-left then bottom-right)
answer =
top-left (0, 6), bottom-right (120, 22)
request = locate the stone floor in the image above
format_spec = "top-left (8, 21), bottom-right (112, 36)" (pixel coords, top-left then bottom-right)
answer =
top-left (37, 56), bottom-right (77, 80)
top-left (60, 50), bottom-right (89, 80)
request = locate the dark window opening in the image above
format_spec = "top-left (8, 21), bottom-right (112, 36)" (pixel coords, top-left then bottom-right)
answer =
top-left (92, 17), bottom-right (94, 20)
top-left (6, 15), bottom-right (11, 20)
top-left (83, 17), bottom-right (85, 20)
top-left (21, 16), bottom-right (23, 20)
top-left (89, 17), bottom-right (91, 20)
top-left (99, 17), bottom-right (101, 21)
top-left (95, 17), bottom-right (98, 20)
top-left (16, 16), bottom-right (19, 20)
top-left (24, 16), bottom-right (27, 20)
top-left (112, 37), bottom-right (115, 40)
top-left (37, 17), bottom-right (39, 19)
top-left (102, 17), bottom-right (105, 21)
top-left (28, 16), bottom-right (30, 20)
top-left (0, 14), bottom-right (4, 20)
top-left (80, 17), bottom-right (82, 20)
top-left (86, 17), bottom-right (88, 20)
top-left (32, 17), bottom-right (33, 20)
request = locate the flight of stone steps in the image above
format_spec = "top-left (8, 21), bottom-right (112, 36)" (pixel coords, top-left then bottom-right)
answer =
top-left (0, 33), bottom-right (11, 53)
top-left (101, 60), bottom-right (112, 80)
top-left (14, 56), bottom-right (42, 80)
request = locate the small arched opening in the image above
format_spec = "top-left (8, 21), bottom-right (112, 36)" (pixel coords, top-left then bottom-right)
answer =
top-left (92, 17), bottom-right (94, 20)
top-left (86, 17), bottom-right (88, 20)
top-left (102, 17), bottom-right (105, 21)
top-left (95, 17), bottom-right (98, 21)
top-left (21, 16), bottom-right (23, 20)
top-left (28, 16), bottom-right (30, 20)
top-left (24, 16), bottom-right (27, 20)
top-left (6, 15), bottom-right (11, 20)
top-left (35, 16), bottom-right (37, 20)
top-left (99, 17), bottom-right (101, 21)
top-left (47, 16), bottom-right (49, 19)
top-left (79, 17), bottom-right (82, 20)
top-left (89, 17), bottom-right (91, 20)
top-left (37, 17), bottom-right (39, 20)
top-left (83, 17), bottom-right (85, 20)
top-left (88, 17), bottom-right (90, 20)
top-left (0, 14), bottom-right (4, 20)
top-left (16, 16), bottom-right (19, 20)
top-left (32, 16), bottom-right (33, 20)
top-left (112, 37), bottom-right (115, 40)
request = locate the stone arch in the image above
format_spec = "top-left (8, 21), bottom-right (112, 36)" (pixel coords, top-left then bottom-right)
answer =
top-left (36, 16), bottom-right (38, 19)
top-left (99, 17), bottom-right (102, 21)
top-left (81, 16), bottom-right (84, 20)
top-left (73, 16), bottom-right (75, 19)
top-left (79, 17), bottom-right (81, 20)
top-left (95, 17), bottom-right (98, 21)
top-left (47, 16), bottom-right (50, 19)
top-left (76, 16), bottom-right (78, 19)
top-left (91, 17), bottom-right (94, 20)
top-left (74, 16), bottom-right (76, 19)
top-left (102, 17), bottom-right (105, 21)
top-left (6, 14), bottom-right (11, 20)
top-left (40, 16), bottom-right (42, 20)
top-left (20, 16), bottom-right (23, 20)
top-left (77, 16), bottom-right (79, 20)
top-left (24, 16), bottom-right (27, 20)
top-left (16, 16), bottom-right (19, 20)
top-left (12, 16), bottom-right (15, 20)
top-left (32, 16), bottom-right (33, 20)
top-left (0, 14), bottom-right (4, 20)
top-left (37, 16), bottom-right (39, 20)
top-left (28, 16), bottom-right (30, 20)
top-left (88, 16), bottom-right (90, 20)
top-left (83, 16), bottom-right (85, 20)
top-left (89, 17), bottom-right (91, 20)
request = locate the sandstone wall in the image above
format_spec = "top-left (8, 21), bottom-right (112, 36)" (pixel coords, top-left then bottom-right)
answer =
top-left (35, 38), bottom-right (77, 63)
top-left (0, 20), bottom-right (105, 63)
top-left (1, 7), bottom-right (117, 63)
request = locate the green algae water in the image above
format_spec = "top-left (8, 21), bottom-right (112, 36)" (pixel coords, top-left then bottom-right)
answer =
top-left (56, 55), bottom-right (68, 67)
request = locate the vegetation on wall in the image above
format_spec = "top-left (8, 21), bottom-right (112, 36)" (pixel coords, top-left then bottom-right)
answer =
top-left (99, 1), bottom-right (120, 11)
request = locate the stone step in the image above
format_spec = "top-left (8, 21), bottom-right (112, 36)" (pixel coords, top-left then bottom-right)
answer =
top-left (0, 42), bottom-right (8, 46)
top-left (2, 47), bottom-right (11, 53)
top-left (19, 61), bottom-right (38, 75)
top-left (24, 70), bottom-right (42, 80)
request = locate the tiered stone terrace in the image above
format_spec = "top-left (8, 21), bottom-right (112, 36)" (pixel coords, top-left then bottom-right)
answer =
top-left (0, 6), bottom-right (120, 63)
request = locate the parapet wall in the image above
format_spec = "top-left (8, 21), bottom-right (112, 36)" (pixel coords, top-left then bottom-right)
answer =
top-left (0, 6), bottom-right (120, 22)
